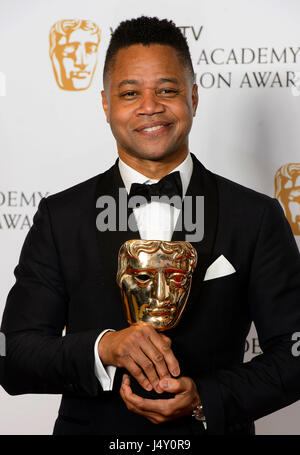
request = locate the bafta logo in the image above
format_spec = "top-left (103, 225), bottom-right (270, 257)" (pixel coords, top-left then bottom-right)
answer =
top-left (49, 19), bottom-right (101, 91)
top-left (275, 163), bottom-right (300, 236)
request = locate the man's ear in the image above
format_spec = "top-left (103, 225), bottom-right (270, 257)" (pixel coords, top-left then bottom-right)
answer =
top-left (101, 90), bottom-right (110, 124)
top-left (192, 84), bottom-right (199, 117)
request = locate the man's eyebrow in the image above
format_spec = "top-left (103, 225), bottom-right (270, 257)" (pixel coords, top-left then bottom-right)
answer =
top-left (118, 79), bottom-right (140, 88)
top-left (157, 78), bottom-right (179, 85)
top-left (118, 77), bottom-right (180, 88)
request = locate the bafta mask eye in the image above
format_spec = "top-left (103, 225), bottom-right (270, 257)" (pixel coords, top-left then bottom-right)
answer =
top-left (288, 189), bottom-right (300, 201)
top-left (62, 45), bottom-right (76, 56)
top-left (86, 43), bottom-right (98, 54)
top-left (169, 273), bottom-right (188, 286)
top-left (134, 273), bottom-right (151, 284)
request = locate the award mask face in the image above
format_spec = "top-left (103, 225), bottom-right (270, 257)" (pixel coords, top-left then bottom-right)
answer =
top-left (116, 240), bottom-right (197, 331)
top-left (49, 20), bottom-right (101, 91)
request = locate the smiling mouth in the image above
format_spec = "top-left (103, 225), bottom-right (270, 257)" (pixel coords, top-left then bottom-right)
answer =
top-left (135, 123), bottom-right (172, 136)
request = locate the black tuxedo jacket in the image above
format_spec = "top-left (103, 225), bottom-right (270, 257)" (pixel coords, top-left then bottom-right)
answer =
top-left (1, 154), bottom-right (300, 435)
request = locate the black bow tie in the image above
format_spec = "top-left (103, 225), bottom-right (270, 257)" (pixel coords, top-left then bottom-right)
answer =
top-left (128, 171), bottom-right (183, 206)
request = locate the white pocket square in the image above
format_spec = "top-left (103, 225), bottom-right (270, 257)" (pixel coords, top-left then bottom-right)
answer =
top-left (203, 255), bottom-right (236, 281)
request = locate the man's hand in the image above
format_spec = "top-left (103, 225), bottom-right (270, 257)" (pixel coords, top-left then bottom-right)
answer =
top-left (98, 323), bottom-right (180, 393)
top-left (120, 374), bottom-right (201, 424)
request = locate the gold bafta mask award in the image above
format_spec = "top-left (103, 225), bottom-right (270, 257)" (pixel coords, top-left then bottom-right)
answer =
top-left (116, 239), bottom-right (198, 332)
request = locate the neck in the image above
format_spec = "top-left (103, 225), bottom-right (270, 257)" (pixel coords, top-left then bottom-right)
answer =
top-left (118, 150), bottom-right (188, 180)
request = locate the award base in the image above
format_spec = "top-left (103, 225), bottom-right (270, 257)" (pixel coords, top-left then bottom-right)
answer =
top-left (129, 375), bottom-right (175, 400)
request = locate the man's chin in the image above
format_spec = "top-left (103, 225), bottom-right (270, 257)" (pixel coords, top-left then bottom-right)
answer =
top-left (126, 148), bottom-right (183, 162)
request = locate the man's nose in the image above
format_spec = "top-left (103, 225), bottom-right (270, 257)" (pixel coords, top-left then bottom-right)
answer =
top-left (154, 272), bottom-right (170, 302)
top-left (75, 45), bottom-right (88, 69)
top-left (136, 91), bottom-right (165, 116)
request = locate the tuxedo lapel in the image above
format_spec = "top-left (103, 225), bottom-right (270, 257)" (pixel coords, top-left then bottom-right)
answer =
top-left (172, 153), bottom-right (219, 284)
top-left (95, 159), bottom-right (141, 289)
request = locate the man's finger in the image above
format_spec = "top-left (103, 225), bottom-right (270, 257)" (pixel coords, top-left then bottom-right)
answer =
top-left (123, 356), bottom-right (153, 391)
top-left (120, 375), bottom-right (199, 424)
top-left (158, 377), bottom-right (190, 394)
top-left (127, 345), bottom-right (163, 392)
top-left (138, 336), bottom-right (172, 383)
top-left (122, 374), bottom-right (130, 386)
top-left (120, 374), bottom-right (165, 418)
top-left (121, 377), bottom-right (174, 415)
top-left (147, 329), bottom-right (180, 377)
top-left (120, 383), bottom-right (163, 423)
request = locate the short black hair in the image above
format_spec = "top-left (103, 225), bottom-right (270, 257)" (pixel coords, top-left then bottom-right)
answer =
top-left (103, 16), bottom-right (195, 84)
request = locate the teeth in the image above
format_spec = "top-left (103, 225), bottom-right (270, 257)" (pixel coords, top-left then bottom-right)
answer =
top-left (142, 125), bottom-right (164, 132)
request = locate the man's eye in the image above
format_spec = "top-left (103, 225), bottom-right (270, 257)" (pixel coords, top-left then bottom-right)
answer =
top-left (159, 89), bottom-right (178, 96)
top-left (121, 91), bottom-right (137, 98)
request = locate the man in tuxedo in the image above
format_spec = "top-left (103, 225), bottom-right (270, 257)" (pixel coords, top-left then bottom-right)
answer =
top-left (1, 16), bottom-right (300, 435)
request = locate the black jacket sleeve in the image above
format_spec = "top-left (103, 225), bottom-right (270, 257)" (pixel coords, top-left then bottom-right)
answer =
top-left (1, 198), bottom-right (102, 397)
top-left (196, 198), bottom-right (300, 434)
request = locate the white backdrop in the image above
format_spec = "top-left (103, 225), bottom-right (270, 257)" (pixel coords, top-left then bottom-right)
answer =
top-left (0, 0), bottom-right (299, 435)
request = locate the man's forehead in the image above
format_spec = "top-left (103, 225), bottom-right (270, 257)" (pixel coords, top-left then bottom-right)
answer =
top-left (118, 77), bottom-right (180, 89)
top-left (112, 45), bottom-right (185, 76)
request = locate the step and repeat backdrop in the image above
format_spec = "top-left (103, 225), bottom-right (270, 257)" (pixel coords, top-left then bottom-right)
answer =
top-left (0, 0), bottom-right (299, 435)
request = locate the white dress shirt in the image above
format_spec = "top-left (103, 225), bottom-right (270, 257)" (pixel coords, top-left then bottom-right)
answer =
top-left (94, 153), bottom-right (193, 390)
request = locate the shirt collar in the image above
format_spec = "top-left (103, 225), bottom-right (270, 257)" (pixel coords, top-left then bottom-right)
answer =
top-left (118, 153), bottom-right (193, 197)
